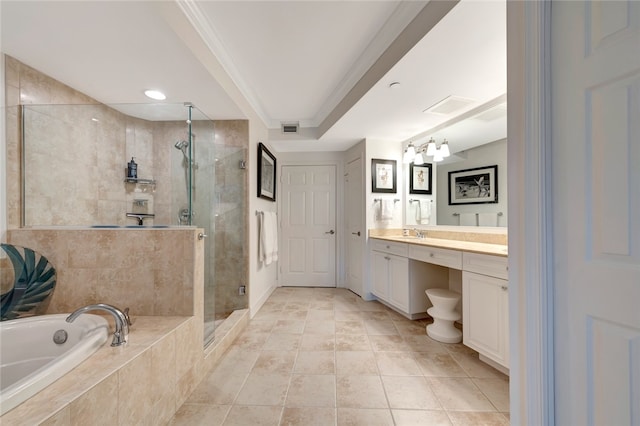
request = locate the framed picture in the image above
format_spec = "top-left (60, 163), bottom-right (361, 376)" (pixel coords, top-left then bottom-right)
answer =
top-left (371, 159), bottom-right (397, 193)
top-left (257, 142), bottom-right (276, 201)
top-left (409, 163), bottom-right (432, 194)
top-left (448, 165), bottom-right (498, 205)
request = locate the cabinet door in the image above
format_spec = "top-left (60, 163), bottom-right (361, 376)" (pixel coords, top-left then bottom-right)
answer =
top-left (388, 255), bottom-right (409, 312)
top-left (462, 271), bottom-right (509, 368)
top-left (371, 251), bottom-right (389, 300)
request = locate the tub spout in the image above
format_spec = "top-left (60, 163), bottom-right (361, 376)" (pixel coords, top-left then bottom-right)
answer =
top-left (66, 303), bottom-right (130, 346)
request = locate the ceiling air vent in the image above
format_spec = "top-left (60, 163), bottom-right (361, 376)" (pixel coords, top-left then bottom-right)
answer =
top-left (423, 96), bottom-right (475, 115)
top-left (281, 122), bottom-right (299, 134)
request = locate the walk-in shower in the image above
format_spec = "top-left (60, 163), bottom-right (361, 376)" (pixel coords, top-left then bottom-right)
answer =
top-left (20, 102), bottom-right (248, 347)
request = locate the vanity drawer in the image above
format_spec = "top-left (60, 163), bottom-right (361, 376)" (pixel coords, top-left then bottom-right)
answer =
top-left (370, 239), bottom-right (408, 257)
top-left (463, 252), bottom-right (508, 280)
top-left (408, 245), bottom-right (462, 269)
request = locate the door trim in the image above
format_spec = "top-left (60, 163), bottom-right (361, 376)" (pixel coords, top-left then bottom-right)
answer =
top-left (507, 1), bottom-right (554, 425)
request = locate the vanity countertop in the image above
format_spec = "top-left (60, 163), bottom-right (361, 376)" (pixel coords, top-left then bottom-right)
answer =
top-left (370, 234), bottom-right (508, 257)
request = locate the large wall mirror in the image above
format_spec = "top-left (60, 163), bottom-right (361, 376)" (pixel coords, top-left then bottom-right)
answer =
top-left (404, 95), bottom-right (507, 227)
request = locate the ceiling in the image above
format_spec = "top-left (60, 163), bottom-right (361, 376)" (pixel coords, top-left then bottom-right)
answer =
top-left (0, 0), bottom-right (506, 153)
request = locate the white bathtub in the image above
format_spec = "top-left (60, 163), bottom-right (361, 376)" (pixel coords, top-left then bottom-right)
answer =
top-left (0, 314), bottom-right (109, 415)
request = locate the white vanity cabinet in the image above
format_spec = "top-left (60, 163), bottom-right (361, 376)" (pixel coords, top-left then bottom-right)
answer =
top-left (462, 252), bottom-right (509, 369)
top-left (370, 240), bottom-right (447, 319)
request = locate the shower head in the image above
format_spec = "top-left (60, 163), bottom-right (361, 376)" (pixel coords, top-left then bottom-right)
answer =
top-left (174, 140), bottom-right (189, 150)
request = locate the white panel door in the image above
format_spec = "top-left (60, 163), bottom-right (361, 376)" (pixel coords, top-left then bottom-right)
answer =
top-left (345, 158), bottom-right (364, 295)
top-left (552, 2), bottom-right (640, 424)
top-left (280, 165), bottom-right (336, 287)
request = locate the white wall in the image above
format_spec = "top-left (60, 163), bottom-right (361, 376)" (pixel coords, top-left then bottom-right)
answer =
top-left (435, 138), bottom-right (508, 226)
top-left (365, 139), bottom-right (404, 231)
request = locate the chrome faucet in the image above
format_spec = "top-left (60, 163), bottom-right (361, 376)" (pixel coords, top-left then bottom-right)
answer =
top-left (413, 228), bottom-right (426, 239)
top-left (126, 213), bottom-right (155, 226)
top-left (66, 303), bottom-right (131, 346)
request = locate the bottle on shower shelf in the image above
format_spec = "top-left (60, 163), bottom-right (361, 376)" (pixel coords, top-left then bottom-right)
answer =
top-left (127, 157), bottom-right (137, 179)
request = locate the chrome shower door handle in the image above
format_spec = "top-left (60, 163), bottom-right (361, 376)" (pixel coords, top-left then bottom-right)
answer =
top-left (198, 233), bottom-right (208, 240)
top-left (325, 230), bottom-right (335, 235)
top-left (351, 231), bottom-right (361, 236)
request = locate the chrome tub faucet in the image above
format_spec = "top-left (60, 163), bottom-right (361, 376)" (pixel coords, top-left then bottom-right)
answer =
top-left (66, 303), bottom-right (131, 346)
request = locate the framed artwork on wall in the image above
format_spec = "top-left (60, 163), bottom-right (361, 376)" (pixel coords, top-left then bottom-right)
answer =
top-left (409, 163), bottom-right (432, 194)
top-left (448, 165), bottom-right (498, 205)
top-left (371, 159), bottom-right (397, 193)
top-left (257, 142), bottom-right (276, 202)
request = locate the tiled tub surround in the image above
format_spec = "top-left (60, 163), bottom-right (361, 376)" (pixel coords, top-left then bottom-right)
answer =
top-left (1, 228), bottom-right (250, 424)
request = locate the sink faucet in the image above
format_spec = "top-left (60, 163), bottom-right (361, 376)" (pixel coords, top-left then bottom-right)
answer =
top-left (413, 228), bottom-right (426, 239)
top-left (66, 303), bottom-right (131, 346)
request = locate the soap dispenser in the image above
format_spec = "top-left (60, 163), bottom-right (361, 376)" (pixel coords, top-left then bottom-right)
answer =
top-left (127, 157), bottom-right (138, 179)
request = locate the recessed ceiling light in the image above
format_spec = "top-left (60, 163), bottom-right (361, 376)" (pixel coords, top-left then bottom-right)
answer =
top-left (144, 89), bottom-right (166, 100)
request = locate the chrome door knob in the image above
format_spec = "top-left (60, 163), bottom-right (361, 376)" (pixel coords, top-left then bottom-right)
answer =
top-left (325, 230), bottom-right (335, 235)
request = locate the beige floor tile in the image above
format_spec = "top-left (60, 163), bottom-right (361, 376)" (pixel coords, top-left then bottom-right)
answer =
top-left (235, 373), bottom-right (291, 406)
top-left (382, 376), bottom-right (441, 410)
top-left (280, 310), bottom-right (309, 321)
top-left (403, 335), bottom-right (448, 353)
top-left (337, 408), bottom-right (394, 425)
top-left (294, 351), bottom-right (335, 374)
top-left (429, 378), bottom-right (496, 412)
top-left (447, 411), bottom-right (510, 425)
top-left (394, 320), bottom-right (430, 336)
top-left (309, 300), bottom-right (335, 310)
top-left (369, 334), bottom-right (409, 351)
top-left (444, 342), bottom-right (478, 356)
top-left (285, 374), bottom-right (336, 408)
top-left (392, 409), bottom-right (453, 426)
top-left (214, 348), bottom-right (260, 374)
top-left (170, 403), bottom-right (230, 426)
top-left (334, 310), bottom-right (363, 321)
top-left (263, 333), bottom-right (301, 351)
top-left (223, 405), bottom-right (283, 426)
top-left (300, 333), bottom-right (335, 351)
top-left (365, 320), bottom-right (399, 335)
top-left (336, 376), bottom-right (388, 408)
top-left (281, 407), bottom-right (337, 426)
top-left (304, 320), bottom-right (336, 334)
top-left (360, 311), bottom-right (392, 321)
top-left (335, 320), bottom-right (367, 335)
top-left (336, 351), bottom-right (379, 375)
top-left (415, 353), bottom-right (469, 378)
top-left (450, 353), bottom-right (508, 379)
top-left (336, 334), bottom-right (371, 351)
top-left (186, 370), bottom-right (247, 405)
top-left (306, 309), bottom-right (335, 321)
top-left (248, 319), bottom-right (276, 332)
top-left (473, 378), bottom-right (510, 412)
top-left (272, 319), bottom-right (306, 334)
top-left (333, 299), bottom-right (361, 312)
top-left (284, 301), bottom-right (310, 310)
top-left (231, 331), bottom-right (269, 350)
top-left (252, 310), bottom-right (285, 321)
top-left (375, 351), bottom-right (422, 376)
top-left (252, 350), bottom-right (297, 375)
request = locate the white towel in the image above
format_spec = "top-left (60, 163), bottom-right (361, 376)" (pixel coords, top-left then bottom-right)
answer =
top-left (259, 211), bottom-right (278, 265)
top-left (459, 213), bottom-right (477, 226)
top-left (418, 200), bottom-right (431, 224)
top-left (380, 200), bottom-right (394, 220)
top-left (478, 212), bottom-right (498, 227)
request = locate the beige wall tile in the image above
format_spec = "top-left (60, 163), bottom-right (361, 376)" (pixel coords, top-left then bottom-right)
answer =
top-left (118, 351), bottom-right (153, 425)
top-left (69, 374), bottom-right (119, 425)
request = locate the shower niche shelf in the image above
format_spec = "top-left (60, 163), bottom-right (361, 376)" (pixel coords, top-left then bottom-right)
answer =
top-left (124, 178), bottom-right (156, 192)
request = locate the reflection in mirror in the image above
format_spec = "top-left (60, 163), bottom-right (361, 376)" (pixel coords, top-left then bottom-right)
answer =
top-left (404, 96), bottom-right (507, 227)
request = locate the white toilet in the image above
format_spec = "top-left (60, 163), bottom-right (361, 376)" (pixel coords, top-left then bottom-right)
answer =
top-left (425, 288), bottom-right (462, 343)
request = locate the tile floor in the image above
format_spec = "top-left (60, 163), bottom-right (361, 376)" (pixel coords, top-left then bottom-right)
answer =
top-left (170, 287), bottom-right (510, 426)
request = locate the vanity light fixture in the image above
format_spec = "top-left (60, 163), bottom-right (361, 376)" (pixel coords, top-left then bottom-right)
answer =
top-left (433, 148), bottom-right (444, 162)
top-left (413, 150), bottom-right (425, 165)
top-left (144, 89), bottom-right (166, 100)
top-left (403, 142), bottom-right (416, 164)
top-left (425, 138), bottom-right (437, 157)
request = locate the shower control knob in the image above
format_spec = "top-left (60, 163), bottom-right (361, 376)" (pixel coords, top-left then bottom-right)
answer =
top-left (198, 233), bottom-right (208, 240)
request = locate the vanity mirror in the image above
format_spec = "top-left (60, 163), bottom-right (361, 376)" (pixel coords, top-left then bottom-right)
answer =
top-left (403, 96), bottom-right (507, 227)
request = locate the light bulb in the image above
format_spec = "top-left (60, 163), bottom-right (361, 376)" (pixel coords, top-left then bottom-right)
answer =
top-left (440, 139), bottom-right (450, 157)
top-left (403, 148), bottom-right (413, 164)
top-left (425, 138), bottom-right (436, 156)
top-left (433, 148), bottom-right (444, 162)
top-left (414, 152), bottom-right (424, 165)
top-left (406, 143), bottom-right (416, 157)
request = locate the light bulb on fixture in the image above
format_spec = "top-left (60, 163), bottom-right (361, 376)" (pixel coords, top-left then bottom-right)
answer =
top-left (406, 142), bottom-right (416, 157)
top-left (440, 139), bottom-right (450, 157)
top-left (403, 148), bottom-right (413, 164)
top-left (425, 138), bottom-right (437, 157)
top-left (433, 148), bottom-right (444, 162)
top-left (413, 151), bottom-right (424, 165)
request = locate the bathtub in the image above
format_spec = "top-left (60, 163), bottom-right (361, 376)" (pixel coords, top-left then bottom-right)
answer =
top-left (0, 314), bottom-right (109, 415)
